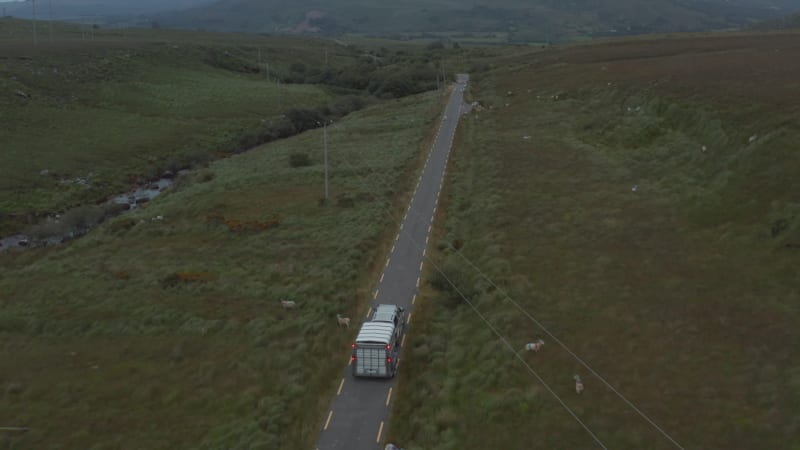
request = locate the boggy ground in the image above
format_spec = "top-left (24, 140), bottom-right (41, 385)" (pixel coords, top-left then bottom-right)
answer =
top-left (388, 30), bottom-right (799, 449)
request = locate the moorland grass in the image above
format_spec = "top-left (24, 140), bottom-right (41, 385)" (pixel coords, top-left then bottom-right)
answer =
top-left (388, 32), bottom-right (800, 449)
top-left (0, 18), bottom-right (450, 235)
top-left (0, 89), bottom-right (443, 449)
top-left (0, 22), bottom-right (342, 234)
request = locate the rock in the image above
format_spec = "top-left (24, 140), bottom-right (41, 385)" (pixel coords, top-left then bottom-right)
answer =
top-left (14, 90), bottom-right (30, 99)
top-left (162, 170), bottom-right (175, 179)
top-left (6, 382), bottom-right (23, 395)
top-left (40, 169), bottom-right (50, 176)
top-left (135, 197), bottom-right (150, 204)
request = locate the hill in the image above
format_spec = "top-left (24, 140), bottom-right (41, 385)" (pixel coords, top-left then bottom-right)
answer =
top-left (0, 18), bottom-right (449, 237)
top-left (388, 29), bottom-right (800, 449)
top-left (753, 11), bottom-right (800, 29)
top-left (0, 0), bottom-right (214, 22)
top-left (1, 17), bottom-right (459, 449)
top-left (157, 0), bottom-right (800, 41)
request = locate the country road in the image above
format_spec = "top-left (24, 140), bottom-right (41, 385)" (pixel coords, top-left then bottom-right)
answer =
top-left (316, 74), bottom-right (469, 450)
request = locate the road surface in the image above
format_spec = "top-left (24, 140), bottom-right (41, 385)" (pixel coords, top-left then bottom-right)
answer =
top-left (316, 74), bottom-right (469, 450)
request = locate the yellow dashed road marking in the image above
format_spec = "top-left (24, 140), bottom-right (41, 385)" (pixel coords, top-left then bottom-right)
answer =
top-left (376, 421), bottom-right (384, 443)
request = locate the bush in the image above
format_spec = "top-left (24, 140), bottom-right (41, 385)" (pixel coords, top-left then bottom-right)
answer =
top-left (289, 153), bottom-right (311, 168)
top-left (285, 108), bottom-right (324, 133)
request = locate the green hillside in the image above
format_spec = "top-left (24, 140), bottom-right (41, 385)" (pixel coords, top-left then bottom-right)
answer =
top-left (158, 0), bottom-right (800, 41)
top-left (0, 18), bottom-right (448, 235)
top-left (388, 30), bottom-right (800, 449)
top-left (0, 77), bottom-right (447, 450)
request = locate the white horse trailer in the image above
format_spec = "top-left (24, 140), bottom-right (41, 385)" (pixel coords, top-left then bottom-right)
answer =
top-left (351, 304), bottom-right (405, 378)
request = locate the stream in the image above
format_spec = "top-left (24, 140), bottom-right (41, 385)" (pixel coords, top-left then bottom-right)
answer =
top-left (0, 176), bottom-right (176, 252)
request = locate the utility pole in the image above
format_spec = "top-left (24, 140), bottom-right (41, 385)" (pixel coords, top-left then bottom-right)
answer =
top-left (276, 79), bottom-right (281, 111)
top-left (48, 0), bottom-right (53, 42)
top-left (323, 121), bottom-right (329, 201)
top-left (31, 0), bottom-right (37, 44)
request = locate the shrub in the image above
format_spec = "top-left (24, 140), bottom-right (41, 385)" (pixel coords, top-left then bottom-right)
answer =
top-left (289, 153), bottom-right (311, 168)
top-left (285, 108), bottom-right (324, 133)
top-left (196, 169), bottom-right (215, 183)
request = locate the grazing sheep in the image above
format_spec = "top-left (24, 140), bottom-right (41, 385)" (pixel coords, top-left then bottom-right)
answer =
top-left (280, 299), bottom-right (296, 309)
top-left (574, 375), bottom-right (584, 394)
top-left (336, 314), bottom-right (351, 328)
top-left (524, 339), bottom-right (545, 352)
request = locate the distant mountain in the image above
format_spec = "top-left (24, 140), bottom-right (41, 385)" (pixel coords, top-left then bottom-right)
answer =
top-left (752, 11), bottom-right (800, 28)
top-left (154, 0), bottom-right (800, 40)
top-left (0, 0), bottom-right (214, 22)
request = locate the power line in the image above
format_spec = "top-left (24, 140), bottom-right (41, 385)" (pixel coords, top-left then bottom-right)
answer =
top-left (402, 224), bottom-right (608, 449)
top-left (451, 248), bottom-right (685, 449)
top-left (324, 81), bottom-right (683, 449)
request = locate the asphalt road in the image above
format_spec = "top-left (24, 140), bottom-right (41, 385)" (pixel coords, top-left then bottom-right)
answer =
top-left (316, 74), bottom-right (469, 450)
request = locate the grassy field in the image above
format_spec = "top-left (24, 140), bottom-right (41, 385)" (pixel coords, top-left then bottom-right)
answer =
top-left (158, 0), bottom-right (799, 41)
top-left (388, 31), bottom-right (800, 449)
top-left (0, 19), bottom-right (346, 234)
top-left (0, 86), bottom-right (444, 449)
top-left (0, 18), bottom-right (451, 237)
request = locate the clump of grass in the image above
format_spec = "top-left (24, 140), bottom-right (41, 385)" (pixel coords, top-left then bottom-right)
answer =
top-left (289, 153), bottom-right (311, 168)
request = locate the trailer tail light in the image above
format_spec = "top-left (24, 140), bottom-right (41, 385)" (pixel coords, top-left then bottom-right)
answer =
top-left (352, 343), bottom-right (357, 349)
top-left (351, 355), bottom-right (356, 361)
top-left (387, 357), bottom-right (392, 363)
top-left (386, 345), bottom-right (391, 350)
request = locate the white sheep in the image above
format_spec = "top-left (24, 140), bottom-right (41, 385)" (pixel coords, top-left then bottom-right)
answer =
top-left (574, 375), bottom-right (584, 394)
top-left (280, 299), bottom-right (296, 309)
top-left (524, 339), bottom-right (545, 352)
